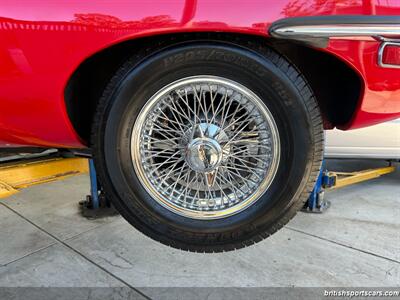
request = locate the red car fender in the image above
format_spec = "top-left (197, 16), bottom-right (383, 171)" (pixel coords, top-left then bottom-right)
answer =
top-left (0, 0), bottom-right (399, 147)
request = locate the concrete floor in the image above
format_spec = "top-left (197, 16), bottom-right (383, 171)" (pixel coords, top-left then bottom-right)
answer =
top-left (0, 159), bottom-right (398, 296)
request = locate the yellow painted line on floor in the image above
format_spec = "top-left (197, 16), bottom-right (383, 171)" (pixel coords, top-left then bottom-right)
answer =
top-left (0, 181), bottom-right (18, 198)
top-left (0, 158), bottom-right (89, 198)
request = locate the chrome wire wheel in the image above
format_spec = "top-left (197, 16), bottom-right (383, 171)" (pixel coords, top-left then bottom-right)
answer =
top-left (131, 75), bottom-right (280, 219)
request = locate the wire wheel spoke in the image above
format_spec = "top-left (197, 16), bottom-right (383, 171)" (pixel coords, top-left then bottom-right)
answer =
top-left (132, 76), bottom-right (280, 219)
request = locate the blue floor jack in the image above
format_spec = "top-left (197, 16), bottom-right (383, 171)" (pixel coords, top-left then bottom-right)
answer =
top-left (303, 159), bottom-right (396, 213)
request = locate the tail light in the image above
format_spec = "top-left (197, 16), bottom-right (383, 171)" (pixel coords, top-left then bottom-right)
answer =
top-left (378, 42), bottom-right (400, 69)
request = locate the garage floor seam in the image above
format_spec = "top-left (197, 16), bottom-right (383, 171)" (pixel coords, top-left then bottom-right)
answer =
top-left (286, 226), bottom-right (400, 264)
top-left (0, 219), bottom-right (120, 267)
top-left (0, 243), bottom-right (57, 268)
top-left (62, 218), bottom-right (122, 243)
top-left (0, 202), bottom-right (152, 300)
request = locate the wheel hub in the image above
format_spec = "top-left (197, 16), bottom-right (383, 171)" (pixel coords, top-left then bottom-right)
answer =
top-left (186, 137), bottom-right (222, 172)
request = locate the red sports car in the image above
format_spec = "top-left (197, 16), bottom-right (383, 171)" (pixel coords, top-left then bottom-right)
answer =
top-left (1, 0), bottom-right (399, 252)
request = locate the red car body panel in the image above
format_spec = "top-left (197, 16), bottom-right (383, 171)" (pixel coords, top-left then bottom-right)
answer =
top-left (0, 0), bottom-right (399, 148)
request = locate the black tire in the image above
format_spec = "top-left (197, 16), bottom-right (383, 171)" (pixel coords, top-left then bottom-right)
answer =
top-left (91, 37), bottom-right (324, 252)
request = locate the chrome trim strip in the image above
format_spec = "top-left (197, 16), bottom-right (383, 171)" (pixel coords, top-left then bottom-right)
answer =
top-left (273, 24), bottom-right (400, 38)
top-left (378, 41), bottom-right (400, 69)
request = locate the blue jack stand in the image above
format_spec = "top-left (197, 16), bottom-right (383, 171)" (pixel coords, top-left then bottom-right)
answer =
top-left (89, 159), bottom-right (100, 209)
top-left (303, 161), bottom-right (331, 213)
top-left (79, 159), bottom-right (117, 218)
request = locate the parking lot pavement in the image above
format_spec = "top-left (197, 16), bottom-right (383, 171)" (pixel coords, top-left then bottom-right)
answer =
top-left (0, 160), bottom-right (398, 293)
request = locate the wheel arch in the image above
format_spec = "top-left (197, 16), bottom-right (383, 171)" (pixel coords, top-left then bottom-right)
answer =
top-left (64, 32), bottom-right (363, 143)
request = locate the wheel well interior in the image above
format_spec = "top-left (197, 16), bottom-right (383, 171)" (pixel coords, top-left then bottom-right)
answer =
top-left (65, 32), bottom-right (363, 143)
top-left (268, 39), bottom-right (362, 129)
